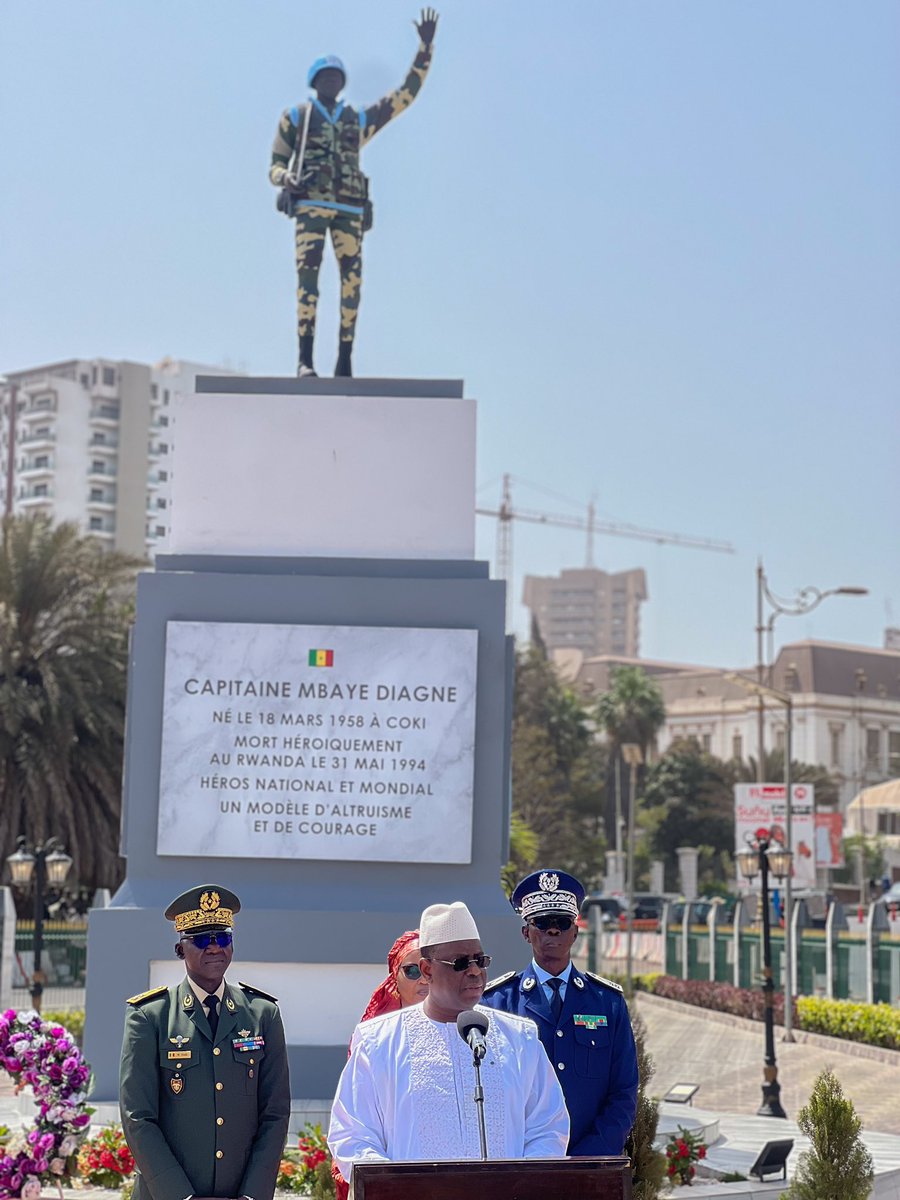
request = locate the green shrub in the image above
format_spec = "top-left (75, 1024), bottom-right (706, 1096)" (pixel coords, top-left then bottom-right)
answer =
top-left (781, 1069), bottom-right (873, 1200)
top-left (602, 971), bottom-right (660, 994)
top-left (625, 1005), bottom-right (667, 1199)
top-left (796, 996), bottom-right (900, 1051)
top-left (646, 977), bottom-right (900, 1053)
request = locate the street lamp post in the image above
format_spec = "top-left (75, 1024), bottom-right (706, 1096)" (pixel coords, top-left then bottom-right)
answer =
top-left (621, 742), bottom-right (643, 997)
top-left (6, 837), bottom-right (73, 1012)
top-left (749, 566), bottom-right (866, 1039)
top-left (735, 829), bottom-right (793, 1119)
top-left (726, 673), bottom-right (796, 1039)
top-left (755, 560), bottom-right (867, 780)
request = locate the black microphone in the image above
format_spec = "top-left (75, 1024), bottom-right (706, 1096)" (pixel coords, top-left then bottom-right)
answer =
top-left (457, 1009), bottom-right (489, 1059)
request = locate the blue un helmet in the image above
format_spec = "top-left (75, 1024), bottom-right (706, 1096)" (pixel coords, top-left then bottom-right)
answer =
top-left (307, 55), bottom-right (347, 89)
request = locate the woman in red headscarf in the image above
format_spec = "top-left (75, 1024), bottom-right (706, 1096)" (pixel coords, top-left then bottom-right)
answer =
top-left (331, 930), bottom-right (428, 1199)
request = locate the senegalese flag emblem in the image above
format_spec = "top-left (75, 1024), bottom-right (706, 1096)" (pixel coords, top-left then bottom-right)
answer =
top-left (308, 649), bottom-right (334, 667)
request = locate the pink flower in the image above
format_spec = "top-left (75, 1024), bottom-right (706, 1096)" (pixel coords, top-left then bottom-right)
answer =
top-left (22, 1177), bottom-right (42, 1199)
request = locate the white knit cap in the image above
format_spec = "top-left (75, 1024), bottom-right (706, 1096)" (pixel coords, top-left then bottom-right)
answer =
top-left (419, 901), bottom-right (480, 948)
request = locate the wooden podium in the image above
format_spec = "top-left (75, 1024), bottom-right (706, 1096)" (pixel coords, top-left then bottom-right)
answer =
top-left (351, 1157), bottom-right (632, 1198)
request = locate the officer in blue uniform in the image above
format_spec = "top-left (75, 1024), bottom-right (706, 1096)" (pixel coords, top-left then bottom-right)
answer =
top-left (481, 870), bottom-right (638, 1157)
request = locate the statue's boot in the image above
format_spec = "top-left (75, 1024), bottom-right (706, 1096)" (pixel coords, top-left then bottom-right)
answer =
top-left (335, 342), bottom-right (353, 378)
top-left (298, 334), bottom-right (317, 378)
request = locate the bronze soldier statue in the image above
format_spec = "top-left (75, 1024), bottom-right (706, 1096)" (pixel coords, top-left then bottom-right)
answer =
top-left (270, 9), bottom-right (439, 378)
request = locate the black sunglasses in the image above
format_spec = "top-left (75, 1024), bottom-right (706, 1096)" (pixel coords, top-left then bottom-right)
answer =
top-left (400, 964), bottom-right (423, 980)
top-left (433, 953), bottom-right (492, 972)
top-left (528, 915), bottom-right (574, 932)
top-left (181, 931), bottom-right (233, 950)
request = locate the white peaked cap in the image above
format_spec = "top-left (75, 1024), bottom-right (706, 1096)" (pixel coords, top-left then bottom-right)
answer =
top-left (419, 901), bottom-right (481, 948)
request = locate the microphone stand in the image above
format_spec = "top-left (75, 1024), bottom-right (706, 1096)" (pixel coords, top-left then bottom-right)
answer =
top-left (470, 1041), bottom-right (488, 1161)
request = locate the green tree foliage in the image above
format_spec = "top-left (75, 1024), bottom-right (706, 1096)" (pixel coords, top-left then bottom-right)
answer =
top-left (510, 643), bottom-right (607, 887)
top-left (642, 738), bottom-right (845, 892)
top-left (595, 666), bottom-right (666, 754)
top-left (501, 813), bottom-right (540, 896)
top-left (594, 667), bottom-right (666, 854)
top-left (642, 738), bottom-right (736, 891)
top-left (0, 516), bottom-right (140, 895)
top-left (625, 1004), bottom-right (667, 1200)
top-left (833, 834), bottom-right (886, 886)
top-left (781, 1068), bottom-right (874, 1200)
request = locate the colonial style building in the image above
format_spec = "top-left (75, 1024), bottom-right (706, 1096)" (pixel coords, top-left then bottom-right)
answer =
top-left (562, 637), bottom-right (900, 813)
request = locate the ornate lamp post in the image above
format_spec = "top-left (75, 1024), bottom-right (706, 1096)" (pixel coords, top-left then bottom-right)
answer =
top-left (748, 565), bottom-right (866, 1039)
top-left (6, 837), bottom-right (73, 1012)
top-left (755, 561), bottom-right (867, 781)
top-left (621, 742), bottom-right (644, 997)
top-left (735, 829), bottom-right (793, 1118)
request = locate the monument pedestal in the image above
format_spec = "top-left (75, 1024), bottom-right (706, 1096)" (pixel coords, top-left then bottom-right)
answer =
top-left (84, 379), bottom-right (516, 1107)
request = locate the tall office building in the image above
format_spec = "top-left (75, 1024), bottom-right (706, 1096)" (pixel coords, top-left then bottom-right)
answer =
top-left (522, 566), bottom-right (648, 658)
top-left (0, 357), bottom-right (236, 558)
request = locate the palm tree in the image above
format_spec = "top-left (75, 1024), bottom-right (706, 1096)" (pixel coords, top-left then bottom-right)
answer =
top-left (595, 666), bottom-right (666, 853)
top-left (595, 666), bottom-right (666, 758)
top-left (0, 515), bottom-right (141, 897)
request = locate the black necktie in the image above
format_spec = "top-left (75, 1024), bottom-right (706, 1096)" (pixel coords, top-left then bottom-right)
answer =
top-left (205, 993), bottom-right (219, 1037)
top-left (547, 977), bottom-right (563, 1023)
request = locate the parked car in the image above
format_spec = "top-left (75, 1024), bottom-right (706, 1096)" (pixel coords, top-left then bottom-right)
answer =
top-left (632, 893), bottom-right (667, 921)
top-left (580, 894), bottom-right (626, 927)
top-left (667, 897), bottom-right (737, 925)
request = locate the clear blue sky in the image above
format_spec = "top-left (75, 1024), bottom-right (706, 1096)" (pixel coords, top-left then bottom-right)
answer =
top-left (2, 1), bottom-right (897, 668)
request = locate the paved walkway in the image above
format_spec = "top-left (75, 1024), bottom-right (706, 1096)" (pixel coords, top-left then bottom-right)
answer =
top-left (638, 992), bottom-right (900, 1134)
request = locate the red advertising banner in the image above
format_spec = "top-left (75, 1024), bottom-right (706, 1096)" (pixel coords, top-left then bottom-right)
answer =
top-left (815, 810), bottom-right (844, 868)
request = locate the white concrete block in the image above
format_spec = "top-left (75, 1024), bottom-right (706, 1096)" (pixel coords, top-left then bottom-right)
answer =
top-left (169, 391), bottom-right (476, 559)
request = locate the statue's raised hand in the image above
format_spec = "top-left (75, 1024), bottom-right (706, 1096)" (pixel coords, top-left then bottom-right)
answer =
top-left (414, 7), bottom-right (439, 45)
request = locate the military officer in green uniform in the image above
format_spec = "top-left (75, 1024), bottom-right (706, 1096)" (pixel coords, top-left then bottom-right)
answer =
top-left (119, 886), bottom-right (291, 1200)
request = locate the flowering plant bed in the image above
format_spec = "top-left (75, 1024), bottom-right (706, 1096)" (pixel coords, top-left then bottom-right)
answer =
top-left (76, 1126), bottom-right (135, 1189)
top-left (665, 1124), bottom-right (706, 1186)
top-left (276, 1124), bottom-right (333, 1196)
top-left (0, 1009), bottom-right (92, 1198)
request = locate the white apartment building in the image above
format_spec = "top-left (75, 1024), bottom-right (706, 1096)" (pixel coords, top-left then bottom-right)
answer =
top-left (1, 357), bottom-right (236, 558)
top-left (566, 639), bottom-right (900, 813)
top-left (523, 566), bottom-right (648, 658)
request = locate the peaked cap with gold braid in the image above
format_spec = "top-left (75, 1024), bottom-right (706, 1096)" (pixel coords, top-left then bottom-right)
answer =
top-left (165, 885), bottom-right (241, 934)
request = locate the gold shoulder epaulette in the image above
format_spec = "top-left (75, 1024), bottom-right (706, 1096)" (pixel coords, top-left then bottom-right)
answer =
top-left (126, 984), bottom-right (168, 1006)
top-left (483, 971), bottom-right (516, 992)
top-left (239, 980), bottom-right (279, 1003)
top-left (585, 971), bottom-right (624, 993)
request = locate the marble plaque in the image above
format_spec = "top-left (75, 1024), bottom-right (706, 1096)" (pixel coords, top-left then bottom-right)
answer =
top-left (157, 622), bottom-right (478, 863)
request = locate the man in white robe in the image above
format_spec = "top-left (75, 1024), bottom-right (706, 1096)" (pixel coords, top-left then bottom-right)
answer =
top-left (328, 901), bottom-right (569, 1179)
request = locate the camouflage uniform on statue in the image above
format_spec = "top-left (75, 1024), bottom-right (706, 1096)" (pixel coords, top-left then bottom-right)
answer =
top-left (270, 9), bottom-right (438, 378)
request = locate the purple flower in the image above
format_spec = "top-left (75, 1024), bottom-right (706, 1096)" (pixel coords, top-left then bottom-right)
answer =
top-left (4, 1058), bottom-right (20, 1074)
top-left (72, 1114), bottom-right (91, 1129)
top-left (61, 1057), bottom-right (78, 1076)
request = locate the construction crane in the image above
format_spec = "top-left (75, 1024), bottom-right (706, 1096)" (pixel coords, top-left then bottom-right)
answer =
top-left (476, 474), bottom-right (735, 627)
